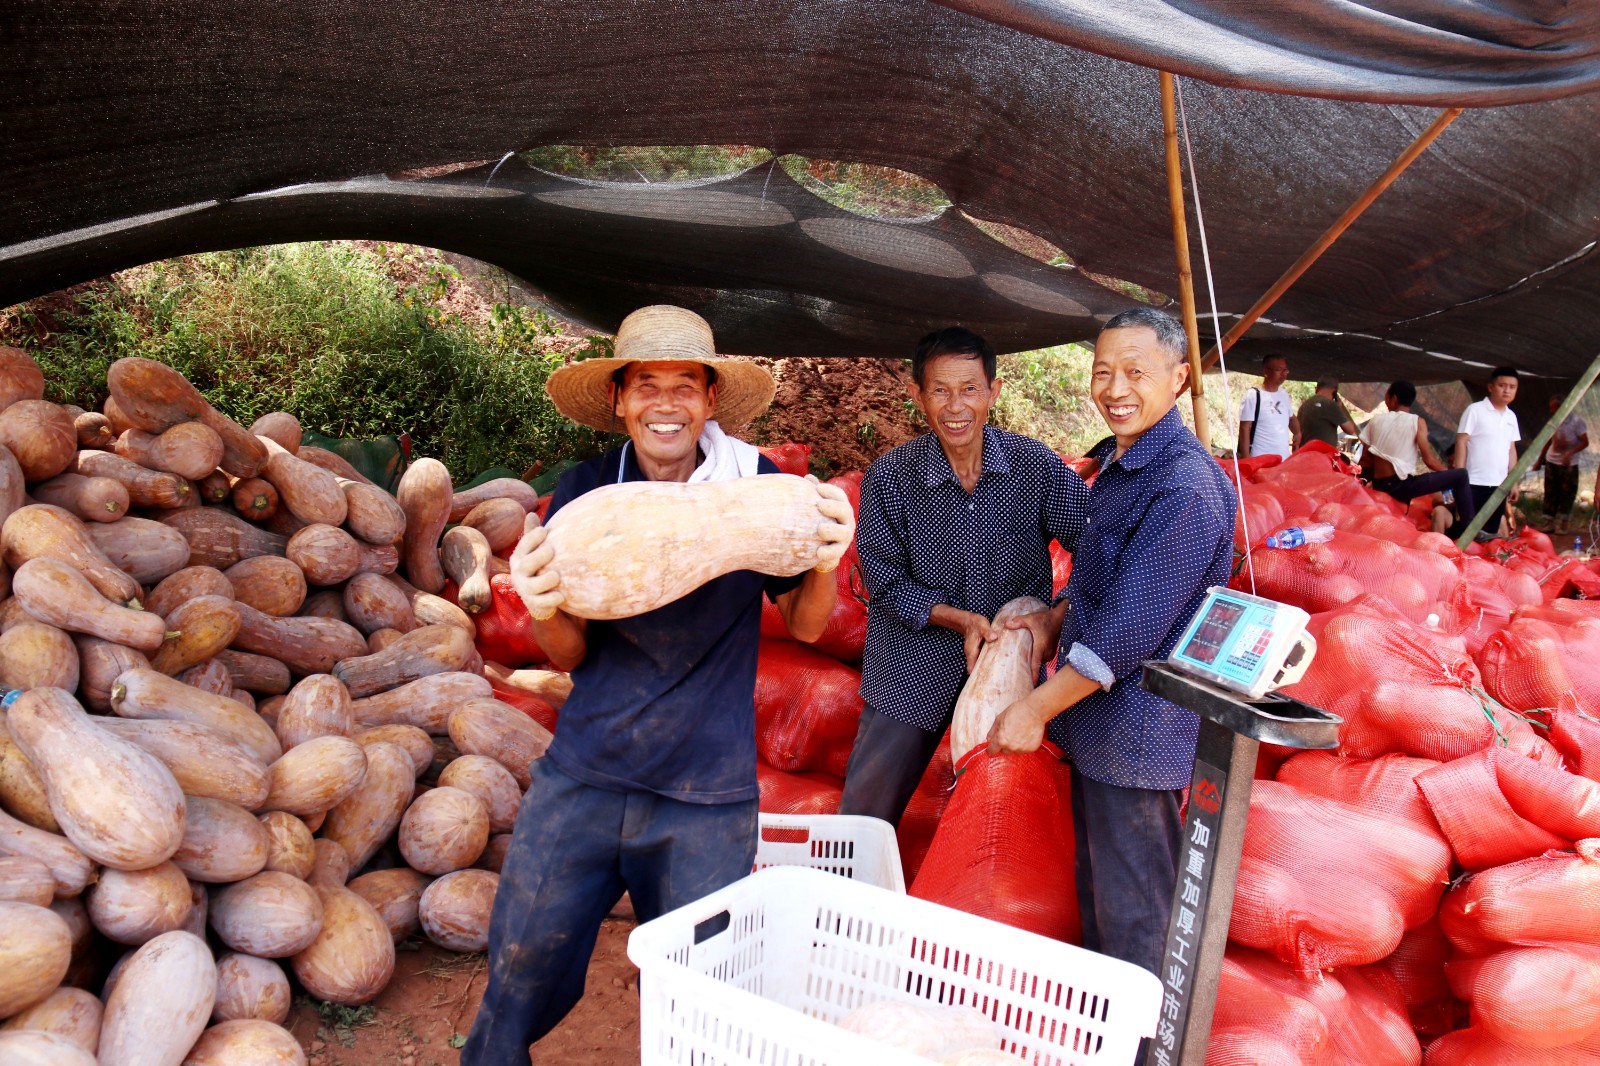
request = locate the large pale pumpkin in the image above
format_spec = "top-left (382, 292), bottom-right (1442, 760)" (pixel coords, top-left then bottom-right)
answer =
top-left (261, 736), bottom-right (368, 818)
top-left (290, 882), bottom-right (395, 1006)
top-left (181, 1019), bottom-right (307, 1065)
top-left (0, 808), bottom-right (93, 897)
top-left (212, 953), bottom-right (291, 1024)
top-left (0, 986), bottom-right (102, 1052)
top-left (347, 868), bottom-right (431, 942)
top-left (110, 668), bottom-right (282, 765)
top-left (349, 670), bottom-right (491, 734)
top-left (540, 473), bottom-right (827, 619)
top-left (948, 596), bottom-right (1049, 762)
top-left (318, 742), bottom-right (414, 871)
top-left (418, 868), bottom-right (499, 953)
top-left (0, 901), bottom-right (71, 1017)
top-left (171, 797), bottom-right (270, 883)
top-left (0, 1031), bottom-right (97, 1065)
top-left (86, 861), bottom-right (194, 945)
top-left (97, 930), bottom-right (217, 1066)
top-left (398, 786), bottom-right (489, 875)
top-left (98, 717), bottom-right (270, 810)
top-left (8, 688), bottom-right (186, 871)
top-left (209, 872), bottom-right (324, 958)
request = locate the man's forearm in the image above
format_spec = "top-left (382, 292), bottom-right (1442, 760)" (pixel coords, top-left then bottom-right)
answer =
top-left (531, 611), bottom-right (587, 672)
top-left (776, 566), bottom-right (839, 644)
top-left (929, 603), bottom-right (979, 633)
top-left (1012, 663), bottom-right (1101, 729)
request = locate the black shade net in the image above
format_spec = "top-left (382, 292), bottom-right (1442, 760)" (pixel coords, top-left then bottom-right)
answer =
top-left (2, 0), bottom-right (1599, 384)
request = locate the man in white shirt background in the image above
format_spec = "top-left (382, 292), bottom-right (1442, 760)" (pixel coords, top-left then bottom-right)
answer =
top-left (1237, 354), bottom-right (1300, 460)
top-left (1453, 366), bottom-right (1522, 537)
top-left (1533, 394), bottom-right (1590, 535)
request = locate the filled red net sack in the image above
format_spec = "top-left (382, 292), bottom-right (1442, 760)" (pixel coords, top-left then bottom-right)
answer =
top-left (1275, 751), bottom-right (1442, 836)
top-left (909, 747), bottom-right (1079, 944)
top-left (1255, 449), bottom-right (1401, 514)
top-left (1552, 710), bottom-right (1600, 782)
top-left (1425, 1026), bottom-right (1600, 1065)
top-left (759, 564), bottom-right (868, 664)
top-left (1209, 946), bottom-right (1420, 1066)
top-left (1447, 943), bottom-right (1600, 1049)
top-left (753, 639), bottom-right (863, 778)
top-left (1239, 530), bottom-right (1466, 624)
top-left (1230, 780), bottom-right (1450, 977)
top-left (1416, 749), bottom-right (1570, 870)
top-left (1440, 839), bottom-right (1600, 958)
top-left (757, 441), bottom-right (811, 476)
top-left (486, 672), bottom-right (559, 733)
top-left (897, 732), bottom-right (952, 885)
top-left (756, 763), bottom-right (843, 815)
top-left (1479, 607), bottom-right (1600, 715)
top-left (470, 573), bottom-right (547, 669)
top-left (1282, 597), bottom-right (1545, 762)
top-left (1379, 916), bottom-right (1465, 1040)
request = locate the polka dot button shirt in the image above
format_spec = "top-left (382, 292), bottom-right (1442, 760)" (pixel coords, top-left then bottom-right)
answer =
top-left (1053, 407), bottom-right (1238, 790)
top-left (857, 427), bottom-right (1089, 732)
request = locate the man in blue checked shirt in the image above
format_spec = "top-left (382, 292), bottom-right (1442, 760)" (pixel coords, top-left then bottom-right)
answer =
top-left (988, 306), bottom-right (1236, 977)
top-left (838, 326), bottom-right (1090, 826)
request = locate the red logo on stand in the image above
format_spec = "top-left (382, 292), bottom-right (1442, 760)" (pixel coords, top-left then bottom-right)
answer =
top-left (1192, 778), bottom-right (1223, 815)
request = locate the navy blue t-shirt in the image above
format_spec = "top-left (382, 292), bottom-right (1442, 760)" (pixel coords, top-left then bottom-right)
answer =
top-left (541, 445), bottom-right (802, 804)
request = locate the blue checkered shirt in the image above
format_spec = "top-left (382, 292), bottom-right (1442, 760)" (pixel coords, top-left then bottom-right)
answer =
top-left (857, 427), bottom-right (1089, 732)
top-left (1053, 407), bottom-right (1238, 789)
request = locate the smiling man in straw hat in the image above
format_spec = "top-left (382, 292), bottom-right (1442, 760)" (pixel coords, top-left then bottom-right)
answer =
top-left (461, 304), bottom-right (854, 1064)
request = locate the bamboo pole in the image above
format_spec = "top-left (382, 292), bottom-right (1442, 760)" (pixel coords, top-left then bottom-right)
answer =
top-left (1454, 352), bottom-right (1600, 549)
top-left (1161, 71), bottom-right (1211, 449)
top-left (1201, 107), bottom-right (1463, 371)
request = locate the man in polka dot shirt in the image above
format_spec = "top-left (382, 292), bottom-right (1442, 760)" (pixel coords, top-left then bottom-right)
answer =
top-left (839, 326), bottom-right (1090, 826)
top-left (988, 306), bottom-right (1236, 978)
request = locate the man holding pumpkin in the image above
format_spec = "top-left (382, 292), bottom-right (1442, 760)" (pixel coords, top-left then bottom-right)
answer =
top-left (460, 305), bottom-right (855, 1064)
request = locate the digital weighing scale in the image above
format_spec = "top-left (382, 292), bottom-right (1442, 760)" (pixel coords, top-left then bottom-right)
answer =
top-left (1140, 586), bottom-right (1341, 1066)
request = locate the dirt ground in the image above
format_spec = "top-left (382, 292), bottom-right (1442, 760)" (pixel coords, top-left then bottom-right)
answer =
top-left (289, 908), bottom-right (641, 1066)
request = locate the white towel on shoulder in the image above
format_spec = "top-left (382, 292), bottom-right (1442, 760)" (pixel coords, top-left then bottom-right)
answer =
top-left (689, 420), bottom-right (762, 483)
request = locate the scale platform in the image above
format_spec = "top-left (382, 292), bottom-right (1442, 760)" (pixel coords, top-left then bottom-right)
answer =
top-left (1141, 661), bottom-right (1340, 750)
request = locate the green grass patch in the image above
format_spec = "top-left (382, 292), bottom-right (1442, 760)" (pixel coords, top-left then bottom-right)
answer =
top-left (4, 243), bottom-right (608, 481)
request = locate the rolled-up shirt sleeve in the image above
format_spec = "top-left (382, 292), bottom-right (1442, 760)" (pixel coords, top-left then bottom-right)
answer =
top-left (856, 466), bottom-right (947, 630)
top-left (1075, 486), bottom-right (1230, 682)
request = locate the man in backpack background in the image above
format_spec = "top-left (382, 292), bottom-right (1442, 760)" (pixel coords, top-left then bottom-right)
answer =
top-left (1237, 354), bottom-right (1300, 460)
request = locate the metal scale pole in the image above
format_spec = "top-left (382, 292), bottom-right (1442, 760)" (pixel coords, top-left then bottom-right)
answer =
top-left (1138, 662), bottom-right (1342, 1066)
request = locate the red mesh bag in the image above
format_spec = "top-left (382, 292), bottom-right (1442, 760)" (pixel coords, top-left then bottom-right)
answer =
top-left (897, 732), bottom-right (952, 885)
top-left (756, 763), bottom-right (843, 815)
top-left (1281, 597), bottom-right (1539, 762)
top-left (1235, 488), bottom-right (1287, 554)
top-left (758, 563), bottom-right (868, 664)
top-left (753, 639), bottom-right (863, 777)
top-left (486, 672), bottom-right (559, 733)
top-left (1446, 943), bottom-right (1600, 1049)
top-left (1480, 611), bottom-right (1600, 714)
top-left (1494, 751), bottom-right (1600, 840)
top-left (1230, 780), bottom-right (1451, 977)
top-left (1208, 947), bottom-right (1420, 1066)
top-left (825, 470), bottom-right (864, 514)
top-left (1416, 749), bottom-right (1569, 871)
top-left (1356, 509), bottom-right (1425, 548)
top-left (1439, 840), bottom-right (1600, 958)
top-left (1425, 1026), bottom-right (1600, 1065)
top-left (1552, 710), bottom-right (1600, 782)
top-left (757, 441), bottom-right (811, 476)
top-left (535, 493), bottom-right (552, 522)
top-left (1379, 916), bottom-right (1465, 1039)
top-left (471, 573), bottom-right (547, 669)
top-left (1239, 531), bottom-right (1466, 624)
top-left (1049, 539), bottom-right (1072, 598)
top-left (1208, 949), bottom-right (1334, 1065)
top-left (1275, 751), bottom-right (1442, 836)
top-left (909, 747), bottom-right (1079, 944)
top-left (1218, 453), bottom-right (1283, 480)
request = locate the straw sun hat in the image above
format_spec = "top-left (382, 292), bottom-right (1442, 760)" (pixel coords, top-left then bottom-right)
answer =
top-left (545, 305), bottom-right (776, 432)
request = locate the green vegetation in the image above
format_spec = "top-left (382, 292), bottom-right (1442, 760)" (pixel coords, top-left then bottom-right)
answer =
top-left (2, 243), bottom-right (609, 480)
top-left (519, 144), bottom-right (771, 183)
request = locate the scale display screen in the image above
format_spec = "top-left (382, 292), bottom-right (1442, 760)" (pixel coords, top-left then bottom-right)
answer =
top-left (1169, 587), bottom-right (1314, 698)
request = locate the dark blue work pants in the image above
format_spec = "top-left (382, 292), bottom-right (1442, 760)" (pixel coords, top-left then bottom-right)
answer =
top-left (1372, 466), bottom-right (1479, 534)
top-left (837, 703), bottom-right (943, 829)
top-left (1071, 770), bottom-right (1184, 978)
top-left (460, 758), bottom-right (757, 1065)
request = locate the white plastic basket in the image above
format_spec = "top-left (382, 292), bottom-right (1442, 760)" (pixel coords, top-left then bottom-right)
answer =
top-left (628, 865), bottom-right (1163, 1066)
top-left (753, 813), bottom-right (906, 893)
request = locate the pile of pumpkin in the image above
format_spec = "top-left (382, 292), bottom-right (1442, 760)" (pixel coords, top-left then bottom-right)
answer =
top-left (0, 349), bottom-right (563, 1064)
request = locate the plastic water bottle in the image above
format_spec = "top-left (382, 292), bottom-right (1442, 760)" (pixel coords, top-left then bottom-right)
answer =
top-left (1266, 522), bottom-right (1336, 550)
top-left (1576, 535), bottom-right (1586, 557)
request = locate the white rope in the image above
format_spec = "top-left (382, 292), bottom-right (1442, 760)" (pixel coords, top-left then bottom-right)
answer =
top-left (1176, 77), bottom-right (1257, 595)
